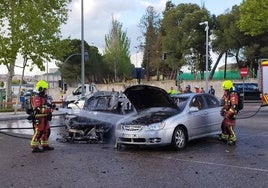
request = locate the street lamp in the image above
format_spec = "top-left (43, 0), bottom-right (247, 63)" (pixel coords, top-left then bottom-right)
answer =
top-left (81, 0), bottom-right (85, 96)
top-left (62, 52), bottom-right (88, 87)
top-left (199, 21), bottom-right (209, 93)
top-left (135, 46), bottom-right (138, 67)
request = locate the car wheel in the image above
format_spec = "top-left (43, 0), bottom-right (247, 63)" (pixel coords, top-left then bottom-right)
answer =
top-left (171, 126), bottom-right (187, 150)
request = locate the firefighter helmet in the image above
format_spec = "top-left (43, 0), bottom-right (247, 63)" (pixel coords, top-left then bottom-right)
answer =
top-left (222, 80), bottom-right (233, 90)
top-left (35, 80), bottom-right (48, 92)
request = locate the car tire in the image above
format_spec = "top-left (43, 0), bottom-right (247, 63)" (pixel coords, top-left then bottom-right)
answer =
top-left (171, 126), bottom-right (187, 150)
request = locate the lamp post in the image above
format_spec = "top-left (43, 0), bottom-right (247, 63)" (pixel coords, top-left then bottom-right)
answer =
top-left (62, 52), bottom-right (88, 88)
top-left (81, 0), bottom-right (85, 96)
top-left (199, 21), bottom-right (209, 93)
top-left (135, 46), bottom-right (138, 67)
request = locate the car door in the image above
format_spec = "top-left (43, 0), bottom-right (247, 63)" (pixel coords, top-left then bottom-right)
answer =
top-left (188, 95), bottom-right (210, 136)
top-left (202, 94), bottom-right (221, 133)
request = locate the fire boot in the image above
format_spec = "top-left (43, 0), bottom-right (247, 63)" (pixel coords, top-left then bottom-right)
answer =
top-left (42, 146), bottom-right (54, 151)
top-left (32, 147), bottom-right (44, 153)
top-left (227, 136), bottom-right (237, 146)
top-left (218, 134), bottom-right (228, 143)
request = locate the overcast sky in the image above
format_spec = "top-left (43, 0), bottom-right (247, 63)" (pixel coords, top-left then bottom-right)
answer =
top-left (1, 0), bottom-right (243, 76)
top-left (61, 0), bottom-right (243, 54)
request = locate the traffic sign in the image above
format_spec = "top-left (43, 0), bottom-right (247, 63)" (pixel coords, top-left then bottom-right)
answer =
top-left (240, 67), bottom-right (248, 77)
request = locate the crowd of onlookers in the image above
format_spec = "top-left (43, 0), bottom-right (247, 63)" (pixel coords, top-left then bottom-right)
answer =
top-left (167, 85), bottom-right (215, 95)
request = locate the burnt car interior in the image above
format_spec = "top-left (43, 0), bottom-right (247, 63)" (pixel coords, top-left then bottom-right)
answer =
top-left (58, 91), bottom-right (134, 144)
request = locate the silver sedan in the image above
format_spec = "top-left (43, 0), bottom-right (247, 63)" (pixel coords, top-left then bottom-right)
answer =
top-left (115, 85), bottom-right (222, 150)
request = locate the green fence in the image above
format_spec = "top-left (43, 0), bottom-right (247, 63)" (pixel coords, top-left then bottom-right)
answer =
top-left (178, 70), bottom-right (241, 81)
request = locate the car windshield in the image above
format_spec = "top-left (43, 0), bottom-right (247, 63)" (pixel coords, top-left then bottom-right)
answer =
top-left (84, 92), bottom-right (134, 114)
top-left (171, 95), bottom-right (190, 111)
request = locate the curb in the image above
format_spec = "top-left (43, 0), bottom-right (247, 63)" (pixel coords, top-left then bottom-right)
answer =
top-left (0, 112), bottom-right (66, 121)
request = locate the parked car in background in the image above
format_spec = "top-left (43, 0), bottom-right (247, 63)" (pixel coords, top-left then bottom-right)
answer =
top-left (115, 85), bottom-right (222, 150)
top-left (233, 83), bottom-right (261, 100)
top-left (67, 96), bottom-right (86, 110)
top-left (62, 91), bottom-right (135, 143)
top-left (65, 84), bottom-right (98, 104)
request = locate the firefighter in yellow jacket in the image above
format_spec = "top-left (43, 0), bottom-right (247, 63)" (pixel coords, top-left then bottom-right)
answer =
top-left (30, 80), bottom-right (54, 153)
top-left (219, 80), bottom-right (239, 145)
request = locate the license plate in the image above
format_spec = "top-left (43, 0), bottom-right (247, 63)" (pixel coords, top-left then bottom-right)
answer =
top-left (123, 133), bottom-right (137, 138)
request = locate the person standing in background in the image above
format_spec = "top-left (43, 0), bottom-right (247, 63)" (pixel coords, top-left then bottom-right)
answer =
top-left (167, 86), bottom-right (177, 95)
top-left (209, 85), bottom-right (215, 95)
top-left (194, 86), bottom-right (200, 93)
top-left (183, 85), bottom-right (192, 93)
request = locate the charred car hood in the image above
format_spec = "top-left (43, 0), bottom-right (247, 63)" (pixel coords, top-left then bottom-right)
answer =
top-left (124, 85), bottom-right (178, 112)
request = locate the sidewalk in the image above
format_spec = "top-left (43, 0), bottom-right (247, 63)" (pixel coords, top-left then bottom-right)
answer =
top-left (0, 110), bottom-right (66, 121)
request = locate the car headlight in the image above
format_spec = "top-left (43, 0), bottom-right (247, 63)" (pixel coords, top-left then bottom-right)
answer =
top-left (145, 122), bottom-right (165, 131)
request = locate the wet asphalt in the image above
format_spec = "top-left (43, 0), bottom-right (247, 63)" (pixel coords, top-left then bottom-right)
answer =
top-left (0, 102), bottom-right (267, 188)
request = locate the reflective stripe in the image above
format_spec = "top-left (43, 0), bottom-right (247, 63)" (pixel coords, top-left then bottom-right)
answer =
top-left (229, 108), bottom-right (235, 113)
top-left (30, 130), bottom-right (40, 147)
top-left (41, 141), bottom-right (49, 147)
top-left (229, 127), bottom-right (237, 141)
top-left (35, 114), bottom-right (48, 118)
top-left (221, 134), bottom-right (229, 140)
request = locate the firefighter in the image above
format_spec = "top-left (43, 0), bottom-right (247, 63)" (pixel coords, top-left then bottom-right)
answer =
top-left (219, 80), bottom-right (239, 145)
top-left (167, 86), bottom-right (177, 95)
top-left (30, 80), bottom-right (54, 153)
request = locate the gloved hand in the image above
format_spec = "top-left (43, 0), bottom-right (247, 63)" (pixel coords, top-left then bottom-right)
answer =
top-left (35, 107), bottom-right (41, 114)
top-left (47, 112), bottom-right (52, 121)
top-left (27, 115), bottom-right (33, 121)
top-left (51, 104), bottom-right (57, 110)
top-left (220, 109), bottom-right (226, 116)
top-left (224, 111), bottom-right (233, 119)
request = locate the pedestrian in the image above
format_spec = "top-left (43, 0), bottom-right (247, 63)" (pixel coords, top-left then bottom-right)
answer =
top-left (219, 80), bottom-right (239, 145)
top-left (19, 90), bottom-right (25, 109)
top-left (200, 87), bottom-right (205, 93)
top-left (194, 85), bottom-right (200, 93)
top-left (183, 85), bottom-right (192, 93)
top-left (30, 80), bottom-right (54, 153)
top-left (62, 90), bottom-right (68, 108)
top-left (167, 86), bottom-right (177, 95)
top-left (209, 85), bottom-right (215, 95)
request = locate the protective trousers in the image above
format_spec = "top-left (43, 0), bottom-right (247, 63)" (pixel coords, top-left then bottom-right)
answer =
top-left (30, 116), bottom-right (50, 149)
top-left (221, 117), bottom-right (237, 142)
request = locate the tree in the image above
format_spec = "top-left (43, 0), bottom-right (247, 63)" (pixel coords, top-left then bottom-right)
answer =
top-left (238, 0), bottom-right (268, 36)
top-left (0, 0), bottom-right (70, 106)
top-left (104, 16), bottom-right (133, 82)
top-left (212, 5), bottom-right (268, 79)
top-left (139, 6), bottom-right (161, 81)
top-left (58, 39), bottom-right (105, 85)
top-left (161, 3), bottom-right (211, 80)
top-left (210, 6), bottom-right (248, 79)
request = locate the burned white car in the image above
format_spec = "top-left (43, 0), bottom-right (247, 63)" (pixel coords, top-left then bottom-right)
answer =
top-left (62, 91), bottom-right (135, 143)
top-left (115, 85), bottom-right (222, 150)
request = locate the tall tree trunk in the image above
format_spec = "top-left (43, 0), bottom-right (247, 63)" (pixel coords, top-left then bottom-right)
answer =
top-left (6, 64), bottom-right (15, 109)
top-left (224, 52), bottom-right (227, 79)
top-left (209, 52), bottom-right (224, 80)
top-left (14, 57), bottom-right (28, 114)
